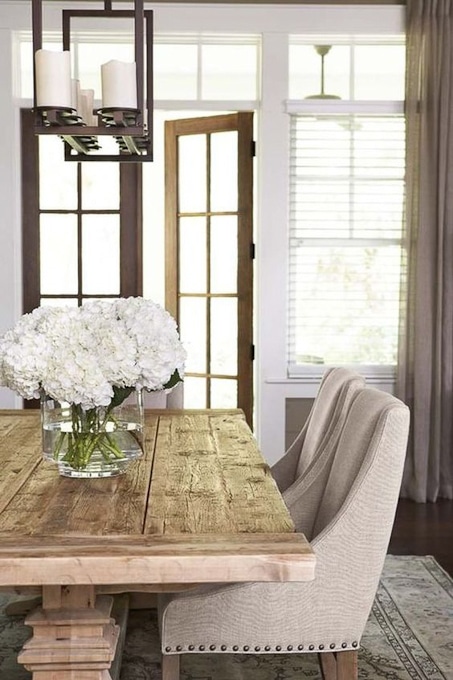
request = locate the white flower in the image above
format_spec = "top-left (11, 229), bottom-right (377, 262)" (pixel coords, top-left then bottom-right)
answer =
top-left (0, 298), bottom-right (187, 409)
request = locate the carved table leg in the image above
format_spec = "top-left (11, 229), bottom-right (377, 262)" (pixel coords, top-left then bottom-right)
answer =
top-left (18, 585), bottom-right (120, 680)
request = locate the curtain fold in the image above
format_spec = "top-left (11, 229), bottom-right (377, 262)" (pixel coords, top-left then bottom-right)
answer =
top-left (397, 0), bottom-right (453, 501)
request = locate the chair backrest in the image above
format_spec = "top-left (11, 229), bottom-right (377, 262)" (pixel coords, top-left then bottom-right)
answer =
top-left (293, 367), bottom-right (365, 479)
top-left (272, 367), bottom-right (365, 495)
top-left (312, 386), bottom-right (410, 539)
top-left (284, 382), bottom-right (406, 541)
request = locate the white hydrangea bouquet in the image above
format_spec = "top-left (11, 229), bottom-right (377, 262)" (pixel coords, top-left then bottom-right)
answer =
top-left (0, 298), bottom-right (186, 475)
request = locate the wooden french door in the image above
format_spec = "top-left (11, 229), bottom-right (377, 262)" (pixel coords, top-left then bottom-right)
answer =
top-left (165, 112), bottom-right (255, 426)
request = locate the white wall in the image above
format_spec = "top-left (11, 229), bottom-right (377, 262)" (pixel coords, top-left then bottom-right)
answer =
top-left (0, 1), bottom-right (405, 457)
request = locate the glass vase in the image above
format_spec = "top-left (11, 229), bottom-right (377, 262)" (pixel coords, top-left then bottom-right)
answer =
top-left (40, 390), bottom-right (144, 478)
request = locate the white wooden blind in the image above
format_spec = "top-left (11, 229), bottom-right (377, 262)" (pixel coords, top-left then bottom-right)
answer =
top-left (288, 113), bottom-right (405, 372)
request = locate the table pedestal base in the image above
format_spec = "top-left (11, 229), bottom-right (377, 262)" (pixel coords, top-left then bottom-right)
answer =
top-left (18, 586), bottom-right (119, 680)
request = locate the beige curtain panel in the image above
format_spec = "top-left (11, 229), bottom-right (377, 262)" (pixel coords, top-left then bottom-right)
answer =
top-left (397, 0), bottom-right (453, 502)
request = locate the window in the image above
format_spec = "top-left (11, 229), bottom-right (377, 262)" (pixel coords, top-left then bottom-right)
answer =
top-left (287, 39), bottom-right (405, 376)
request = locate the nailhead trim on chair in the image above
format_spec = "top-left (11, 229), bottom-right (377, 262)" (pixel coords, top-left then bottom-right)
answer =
top-left (164, 641), bottom-right (358, 653)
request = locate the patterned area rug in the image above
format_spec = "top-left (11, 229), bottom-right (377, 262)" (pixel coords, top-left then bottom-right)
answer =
top-left (1, 555), bottom-right (452, 680)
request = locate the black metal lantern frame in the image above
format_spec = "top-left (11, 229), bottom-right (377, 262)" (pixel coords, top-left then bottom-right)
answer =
top-left (32, 0), bottom-right (153, 162)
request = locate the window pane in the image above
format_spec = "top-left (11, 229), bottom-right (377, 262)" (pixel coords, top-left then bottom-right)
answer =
top-left (289, 44), bottom-right (350, 100)
top-left (210, 216), bottom-right (238, 294)
top-left (289, 111), bottom-right (405, 368)
top-left (211, 298), bottom-right (238, 375)
top-left (183, 376), bottom-right (207, 409)
top-left (354, 45), bottom-right (405, 100)
top-left (179, 135), bottom-right (207, 213)
top-left (82, 215), bottom-right (120, 294)
top-left (202, 44), bottom-right (258, 100)
top-left (39, 137), bottom-right (78, 210)
top-left (40, 298), bottom-right (79, 308)
top-left (40, 214), bottom-right (78, 294)
top-left (210, 131), bottom-right (238, 213)
top-left (180, 297), bottom-right (207, 373)
top-left (180, 217), bottom-right (207, 293)
top-left (211, 378), bottom-right (237, 408)
top-left (290, 245), bottom-right (402, 365)
top-left (155, 44), bottom-right (198, 100)
top-left (77, 41), bottom-right (135, 98)
top-left (82, 162), bottom-right (119, 210)
top-left (291, 116), bottom-right (405, 240)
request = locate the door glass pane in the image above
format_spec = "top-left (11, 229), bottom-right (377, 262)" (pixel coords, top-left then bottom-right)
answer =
top-left (202, 45), bottom-right (258, 100)
top-left (211, 298), bottom-right (238, 375)
top-left (184, 376), bottom-right (207, 409)
top-left (210, 216), bottom-right (238, 293)
top-left (82, 163), bottom-right (119, 210)
top-left (180, 217), bottom-right (207, 293)
top-left (210, 131), bottom-right (238, 213)
top-left (39, 137), bottom-right (77, 210)
top-left (40, 214), bottom-right (78, 294)
top-left (180, 297), bottom-right (207, 373)
top-left (211, 378), bottom-right (237, 408)
top-left (178, 135), bottom-right (207, 213)
top-left (82, 215), bottom-right (120, 295)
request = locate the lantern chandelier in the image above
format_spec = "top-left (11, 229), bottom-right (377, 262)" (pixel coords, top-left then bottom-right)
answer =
top-left (32, 0), bottom-right (153, 162)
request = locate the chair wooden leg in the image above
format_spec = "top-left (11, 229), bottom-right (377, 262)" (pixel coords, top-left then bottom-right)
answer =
top-left (319, 651), bottom-right (337, 679)
top-left (336, 650), bottom-right (358, 680)
top-left (162, 653), bottom-right (181, 680)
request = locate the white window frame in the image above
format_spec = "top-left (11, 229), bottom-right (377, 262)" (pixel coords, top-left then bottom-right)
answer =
top-left (286, 97), bottom-right (405, 385)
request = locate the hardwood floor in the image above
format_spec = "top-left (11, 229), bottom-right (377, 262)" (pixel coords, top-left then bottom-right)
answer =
top-left (388, 498), bottom-right (453, 577)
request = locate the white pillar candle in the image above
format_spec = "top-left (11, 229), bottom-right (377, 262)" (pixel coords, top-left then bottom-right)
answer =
top-left (101, 60), bottom-right (137, 110)
top-left (78, 89), bottom-right (96, 125)
top-left (35, 49), bottom-right (72, 109)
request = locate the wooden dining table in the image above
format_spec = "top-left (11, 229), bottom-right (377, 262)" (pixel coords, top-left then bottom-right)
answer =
top-left (0, 408), bottom-right (315, 680)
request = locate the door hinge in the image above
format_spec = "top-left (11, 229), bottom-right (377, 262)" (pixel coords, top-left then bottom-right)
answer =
top-left (250, 242), bottom-right (255, 259)
top-left (251, 140), bottom-right (256, 157)
top-left (251, 344), bottom-right (255, 361)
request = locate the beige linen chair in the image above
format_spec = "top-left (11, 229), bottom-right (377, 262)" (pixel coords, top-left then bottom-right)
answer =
top-left (272, 367), bottom-right (365, 493)
top-left (158, 387), bottom-right (410, 680)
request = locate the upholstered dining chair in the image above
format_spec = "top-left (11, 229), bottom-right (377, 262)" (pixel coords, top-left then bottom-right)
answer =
top-left (272, 367), bottom-right (365, 493)
top-left (158, 388), bottom-right (410, 680)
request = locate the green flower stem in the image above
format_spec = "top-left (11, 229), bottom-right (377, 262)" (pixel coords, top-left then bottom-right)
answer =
top-left (54, 401), bottom-right (135, 470)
